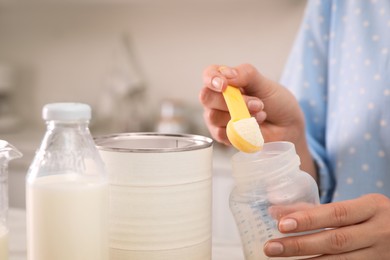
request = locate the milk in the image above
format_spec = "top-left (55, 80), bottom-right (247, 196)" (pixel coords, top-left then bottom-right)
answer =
top-left (26, 174), bottom-right (108, 260)
top-left (0, 223), bottom-right (8, 260)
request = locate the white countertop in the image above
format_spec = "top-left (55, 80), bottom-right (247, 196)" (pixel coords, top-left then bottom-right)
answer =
top-left (7, 135), bottom-right (244, 260)
top-left (9, 208), bottom-right (244, 260)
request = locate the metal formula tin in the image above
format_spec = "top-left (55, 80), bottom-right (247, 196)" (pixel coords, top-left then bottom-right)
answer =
top-left (95, 133), bottom-right (213, 260)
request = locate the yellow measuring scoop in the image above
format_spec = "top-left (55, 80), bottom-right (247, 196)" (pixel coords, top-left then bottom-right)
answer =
top-left (222, 85), bottom-right (264, 153)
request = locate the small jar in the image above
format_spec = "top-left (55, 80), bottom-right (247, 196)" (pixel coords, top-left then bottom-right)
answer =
top-left (229, 141), bottom-right (320, 260)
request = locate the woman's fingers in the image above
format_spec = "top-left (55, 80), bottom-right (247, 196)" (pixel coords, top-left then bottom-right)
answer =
top-left (264, 194), bottom-right (390, 258)
top-left (268, 202), bottom-right (318, 221)
top-left (278, 195), bottom-right (377, 233)
top-left (265, 223), bottom-right (374, 257)
top-left (306, 248), bottom-right (378, 260)
top-left (199, 85), bottom-right (265, 115)
top-left (199, 87), bottom-right (227, 111)
top-left (202, 64), bottom-right (268, 96)
top-left (202, 64), bottom-right (227, 92)
top-left (202, 113), bottom-right (229, 145)
top-left (202, 108), bottom-right (230, 128)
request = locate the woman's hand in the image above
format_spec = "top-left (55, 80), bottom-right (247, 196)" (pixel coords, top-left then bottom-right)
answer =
top-left (199, 63), bottom-right (317, 178)
top-left (200, 64), bottom-right (303, 145)
top-left (264, 194), bottom-right (390, 259)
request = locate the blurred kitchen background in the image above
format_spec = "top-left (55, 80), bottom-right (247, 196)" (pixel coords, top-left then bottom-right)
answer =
top-left (0, 0), bottom-right (307, 251)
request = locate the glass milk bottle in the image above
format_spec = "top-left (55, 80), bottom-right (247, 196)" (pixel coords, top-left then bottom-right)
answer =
top-left (229, 142), bottom-right (320, 260)
top-left (0, 140), bottom-right (22, 260)
top-left (26, 103), bottom-right (109, 260)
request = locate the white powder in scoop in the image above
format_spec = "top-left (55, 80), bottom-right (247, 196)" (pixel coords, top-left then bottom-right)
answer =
top-left (233, 117), bottom-right (264, 147)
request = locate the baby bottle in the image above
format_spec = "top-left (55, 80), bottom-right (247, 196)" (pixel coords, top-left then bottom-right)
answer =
top-left (229, 141), bottom-right (320, 260)
top-left (26, 103), bottom-right (109, 260)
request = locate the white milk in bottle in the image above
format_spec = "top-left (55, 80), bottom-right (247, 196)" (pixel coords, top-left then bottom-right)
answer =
top-left (27, 174), bottom-right (108, 260)
top-left (26, 103), bottom-right (108, 260)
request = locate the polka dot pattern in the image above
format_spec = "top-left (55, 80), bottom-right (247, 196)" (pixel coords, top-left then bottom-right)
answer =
top-left (281, 0), bottom-right (390, 203)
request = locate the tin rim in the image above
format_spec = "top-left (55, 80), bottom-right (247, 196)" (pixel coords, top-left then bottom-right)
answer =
top-left (94, 132), bottom-right (213, 153)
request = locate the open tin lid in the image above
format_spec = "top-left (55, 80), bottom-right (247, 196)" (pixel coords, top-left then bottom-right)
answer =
top-left (94, 133), bottom-right (213, 153)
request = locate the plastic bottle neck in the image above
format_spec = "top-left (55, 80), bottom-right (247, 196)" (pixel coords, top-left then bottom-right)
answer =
top-left (231, 141), bottom-right (301, 188)
top-left (41, 120), bottom-right (93, 151)
top-left (46, 120), bottom-right (90, 131)
top-left (27, 118), bottom-right (104, 181)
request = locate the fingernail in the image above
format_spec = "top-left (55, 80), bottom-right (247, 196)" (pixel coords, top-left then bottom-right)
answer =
top-left (219, 67), bottom-right (238, 78)
top-left (211, 77), bottom-right (223, 91)
top-left (264, 241), bottom-right (284, 256)
top-left (247, 100), bottom-right (263, 111)
top-left (255, 111), bottom-right (267, 123)
top-left (279, 218), bottom-right (298, 232)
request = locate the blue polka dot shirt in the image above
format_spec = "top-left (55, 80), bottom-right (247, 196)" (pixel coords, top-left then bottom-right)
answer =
top-left (280, 0), bottom-right (390, 203)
